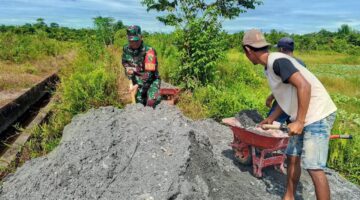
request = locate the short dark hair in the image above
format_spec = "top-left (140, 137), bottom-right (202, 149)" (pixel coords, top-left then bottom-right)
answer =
top-left (242, 45), bottom-right (269, 53)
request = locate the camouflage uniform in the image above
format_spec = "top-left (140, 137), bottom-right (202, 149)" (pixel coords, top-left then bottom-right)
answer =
top-left (122, 25), bottom-right (161, 108)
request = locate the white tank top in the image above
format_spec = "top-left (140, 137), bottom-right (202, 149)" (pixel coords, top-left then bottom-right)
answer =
top-left (266, 52), bottom-right (337, 126)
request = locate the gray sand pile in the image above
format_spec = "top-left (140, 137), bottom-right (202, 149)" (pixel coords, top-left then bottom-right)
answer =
top-left (0, 104), bottom-right (359, 200)
top-left (235, 110), bottom-right (263, 128)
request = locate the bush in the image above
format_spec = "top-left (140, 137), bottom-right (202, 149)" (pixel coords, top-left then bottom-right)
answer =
top-left (190, 49), bottom-right (268, 119)
top-left (328, 109), bottom-right (360, 184)
top-left (26, 39), bottom-right (121, 155)
top-left (171, 15), bottom-right (225, 89)
top-left (62, 66), bottom-right (118, 115)
top-left (0, 32), bottom-right (66, 63)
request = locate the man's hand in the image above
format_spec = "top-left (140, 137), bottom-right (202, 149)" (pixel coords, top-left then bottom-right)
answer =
top-left (129, 84), bottom-right (139, 93)
top-left (127, 68), bottom-right (134, 75)
top-left (266, 94), bottom-right (275, 108)
top-left (259, 117), bottom-right (275, 126)
top-left (287, 120), bottom-right (305, 136)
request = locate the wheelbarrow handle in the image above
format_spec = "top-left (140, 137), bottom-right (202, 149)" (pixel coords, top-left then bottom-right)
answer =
top-left (262, 125), bottom-right (353, 140)
top-left (330, 135), bottom-right (353, 140)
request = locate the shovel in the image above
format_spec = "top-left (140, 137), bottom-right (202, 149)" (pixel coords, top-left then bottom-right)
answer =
top-left (261, 124), bottom-right (352, 140)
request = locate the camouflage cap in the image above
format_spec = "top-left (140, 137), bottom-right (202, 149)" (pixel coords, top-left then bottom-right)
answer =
top-left (242, 29), bottom-right (270, 48)
top-left (127, 25), bottom-right (141, 41)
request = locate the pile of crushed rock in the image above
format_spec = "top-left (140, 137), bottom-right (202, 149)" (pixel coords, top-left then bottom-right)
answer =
top-left (0, 104), bottom-right (359, 200)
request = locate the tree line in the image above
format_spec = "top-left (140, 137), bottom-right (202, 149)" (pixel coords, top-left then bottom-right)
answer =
top-left (228, 24), bottom-right (360, 55)
top-left (0, 17), bottom-right (125, 42)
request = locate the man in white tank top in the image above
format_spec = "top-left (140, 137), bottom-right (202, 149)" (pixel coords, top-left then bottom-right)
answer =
top-left (242, 29), bottom-right (337, 200)
top-left (266, 37), bottom-right (307, 123)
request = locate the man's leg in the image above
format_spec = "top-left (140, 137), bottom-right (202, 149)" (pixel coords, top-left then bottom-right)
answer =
top-left (283, 155), bottom-right (301, 200)
top-left (283, 135), bottom-right (304, 200)
top-left (308, 169), bottom-right (330, 200)
top-left (146, 79), bottom-right (161, 108)
top-left (134, 78), bottom-right (147, 105)
top-left (301, 112), bottom-right (336, 200)
top-left (135, 86), bottom-right (146, 105)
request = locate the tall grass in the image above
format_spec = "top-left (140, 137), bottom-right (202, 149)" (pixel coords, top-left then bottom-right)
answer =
top-left (191, 50), bottom-right (269, 119)
top-left (0, 31), bottom-right (70, 63)
top-left (297, 51), bottom-right (360, 65)
top-left (26, 40), bottom-right (122, 156)
top-left (307, 63), bottom-right (360, 183)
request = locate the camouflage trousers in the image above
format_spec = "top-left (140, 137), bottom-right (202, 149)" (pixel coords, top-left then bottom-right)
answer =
top-left (134, 78), bottom-right (161, 108)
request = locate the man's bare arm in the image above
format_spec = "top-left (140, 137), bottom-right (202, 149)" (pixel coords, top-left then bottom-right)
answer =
top-left (287, 72), bottom-right (311, 135)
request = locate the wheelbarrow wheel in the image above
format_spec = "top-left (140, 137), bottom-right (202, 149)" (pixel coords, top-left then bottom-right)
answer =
top-left (232, 145), bottom-right (252, 165)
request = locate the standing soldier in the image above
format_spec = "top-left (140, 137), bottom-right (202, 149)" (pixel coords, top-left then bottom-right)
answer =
top-left (122, 25), bottom-right (161, 108)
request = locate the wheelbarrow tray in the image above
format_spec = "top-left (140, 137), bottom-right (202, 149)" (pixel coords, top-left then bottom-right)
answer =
top-left (159, 88), bottom-right (181, 95)
top-left (230, 126), bottom-right (289, 149)
top-left (230, 125), bottom-right (289, 177)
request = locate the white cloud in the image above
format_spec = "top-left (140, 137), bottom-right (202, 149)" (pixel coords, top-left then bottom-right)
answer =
top-left (0, 0), bottom-right (359, 33)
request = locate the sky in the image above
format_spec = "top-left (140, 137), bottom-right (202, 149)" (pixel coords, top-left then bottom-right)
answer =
top-left (0, 0), bottom-right (359, 34)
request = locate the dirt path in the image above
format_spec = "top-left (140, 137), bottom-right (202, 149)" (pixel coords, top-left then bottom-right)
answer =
top-left (0, 51), bottom-right (77, 107)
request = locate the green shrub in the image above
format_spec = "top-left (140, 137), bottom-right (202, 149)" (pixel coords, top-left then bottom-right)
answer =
top-left (26, 40), bottom-right (121, 156)
top-left (0, 32), bottom-right (66, 63)
top-left (62, 66), bottom-right (118, 115)
top-left (329, 109), bottom-right (360, 184)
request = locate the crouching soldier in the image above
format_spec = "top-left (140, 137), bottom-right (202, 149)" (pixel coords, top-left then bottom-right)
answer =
top-left (121, 25), bottom-right (161, 108)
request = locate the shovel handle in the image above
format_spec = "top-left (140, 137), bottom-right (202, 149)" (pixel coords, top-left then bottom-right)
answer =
top-left (330, 135), bottom-right (352, 140)
top-left (261, 124), bottom-right (281, 130)
top-left (262, 125), bottom-right (352, 140)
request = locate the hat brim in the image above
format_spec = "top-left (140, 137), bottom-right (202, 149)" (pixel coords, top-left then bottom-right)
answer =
top-left (128, 36), bottom-right (140, 41)
top-left (247, 41), bottom-right (271, 48)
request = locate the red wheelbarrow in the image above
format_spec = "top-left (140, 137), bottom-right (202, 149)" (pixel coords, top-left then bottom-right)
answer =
top-left (160, 88), bottom-right (181, 105)
top-left (223, 118), bottom-right (353, 178)
top-left (222, 118), bottom-right (289, 178)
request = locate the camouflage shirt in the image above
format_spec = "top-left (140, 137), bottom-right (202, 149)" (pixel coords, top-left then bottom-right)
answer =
top-left (121, 42), bottom-right (160, 87)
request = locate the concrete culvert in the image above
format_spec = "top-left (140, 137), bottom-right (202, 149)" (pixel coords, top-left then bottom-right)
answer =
top-left (0, 104), bottom-right (359, 200)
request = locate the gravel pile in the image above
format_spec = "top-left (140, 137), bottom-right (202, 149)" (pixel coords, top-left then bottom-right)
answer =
top-left (0, 104), bottom-right (359, 200)
top-left (235, 110), bottom-right (263, 128)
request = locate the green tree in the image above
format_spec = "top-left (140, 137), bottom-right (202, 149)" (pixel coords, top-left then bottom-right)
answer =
top-left (338, 24), bottom-right (351, 36)
top-left (34, 18), bottom-right (47, 30)
top-left (93, 16), bottom-right (116, 46)
top-left (113, 20), bottom-right (125, 32)
top-left (22, 23), bottom-right (35, 34)
top-left (141, 0), bottom-right (262, 89)
top-left (265, 29), bottom-right (288, 46)
top-left (50, 22), bottom-right (60, 29)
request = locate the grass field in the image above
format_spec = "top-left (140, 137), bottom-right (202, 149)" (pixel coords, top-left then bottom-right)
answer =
top-left (302, 58), bottom-right (360, 183)
top-left (0, 52), bottom-right (76, 106)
